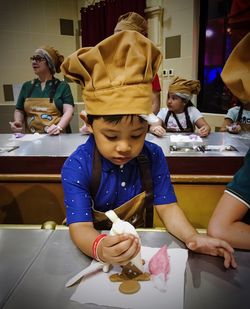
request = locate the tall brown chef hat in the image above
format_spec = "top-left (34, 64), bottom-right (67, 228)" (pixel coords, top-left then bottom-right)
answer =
top-left (221, 33), bottom-right (250, 103)
top-left (60, 30), bottom-right (162, 116)
top-left (114, 12), bottom-right (148, 35)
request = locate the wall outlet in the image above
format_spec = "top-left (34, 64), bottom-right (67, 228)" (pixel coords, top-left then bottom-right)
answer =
top-left (163, 69), bottom-right (168, 77)
top-left (168, 69), bottom-right (174, 76)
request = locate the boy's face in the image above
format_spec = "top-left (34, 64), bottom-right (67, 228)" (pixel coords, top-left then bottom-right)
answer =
top-left (88, 116), bottom-right (148, 165)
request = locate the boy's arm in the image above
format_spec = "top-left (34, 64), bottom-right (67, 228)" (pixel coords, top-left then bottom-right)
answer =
top-left (155, 203), bottom-right (237, 268)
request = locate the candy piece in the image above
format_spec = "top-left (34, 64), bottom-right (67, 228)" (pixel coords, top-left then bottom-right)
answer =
top-left (105, 210), bottom-right (144, 272)
top-left (148, 245), bottom-right (170, 281)
top-left (13, 133), bottom-right (24, 138)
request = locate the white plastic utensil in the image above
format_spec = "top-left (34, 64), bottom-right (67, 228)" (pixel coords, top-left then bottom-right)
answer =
top-left (65, 261), bottom-right (104, 287)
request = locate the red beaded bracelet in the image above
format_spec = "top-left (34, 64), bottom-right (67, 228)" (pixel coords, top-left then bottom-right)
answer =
top-left (92, 233), bottom-right (107, 261)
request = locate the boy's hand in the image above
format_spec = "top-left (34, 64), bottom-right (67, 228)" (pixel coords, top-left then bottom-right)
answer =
top-left (97, 233), bottom-right (140, 265)
top-left (186, 234), bottom-right (237, 269)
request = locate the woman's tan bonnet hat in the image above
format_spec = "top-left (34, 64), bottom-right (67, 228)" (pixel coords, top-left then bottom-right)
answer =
top-left (114, 12), bottom-right (148, 35)
top-left (60, 30), bottom-right (162, 116)
top-left (35, 46), bottom-right (64, 74)
top-left (221, 33), bottom-right (250, 103)
top-left (168, 76), bottom-right (201, 100)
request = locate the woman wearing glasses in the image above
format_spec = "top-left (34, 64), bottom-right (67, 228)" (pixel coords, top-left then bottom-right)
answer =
top-left (10, 46), bottom-right (74, 135)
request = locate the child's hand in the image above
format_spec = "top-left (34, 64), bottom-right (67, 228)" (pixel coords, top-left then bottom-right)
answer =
top-left (97, 233), bottom-right (140, 265)
top-left (197, 125), bottom-right (210, 137)
top-left (226, 123), bottom-right (241, 134)
top-left (150, 125), bottom-right (166, 137)
top-left (186, 234), bottom-right (237, 269)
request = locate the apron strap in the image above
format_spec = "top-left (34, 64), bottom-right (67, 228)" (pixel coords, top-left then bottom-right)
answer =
top-left (165, 109), bottom-right (194, 132)
top-left (90, 146), bottom-right (102, 198)
top-left (236, 105), bottom-right (243, 122)
top-left (136, 154), bottom-right (154, 227)
top-left (27, 79), bottom-right (37, 98)
top-left (49, 78), bottom-right (60, 103)
top-left (90, 147), bottom-right (154, 227)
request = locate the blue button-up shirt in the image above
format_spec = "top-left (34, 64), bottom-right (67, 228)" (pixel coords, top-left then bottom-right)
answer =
top-left (61, 135), bottom-right (176, 224)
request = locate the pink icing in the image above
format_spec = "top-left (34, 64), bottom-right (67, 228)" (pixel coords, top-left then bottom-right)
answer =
top-left (148, 245), bottom-right (170, 280)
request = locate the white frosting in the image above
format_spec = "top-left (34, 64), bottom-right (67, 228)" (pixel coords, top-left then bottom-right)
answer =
top-left (170, 134), bottom-right (203, 143)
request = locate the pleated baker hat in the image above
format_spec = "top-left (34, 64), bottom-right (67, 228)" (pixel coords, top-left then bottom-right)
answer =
top-left (35, 46), bottom-right (64, 74)
top-left (221, 33), bottom-right (250, 103)
top-left (114, 12), bottom-right (148, 35)
top-left (168, 76), bottom-right (201, 100)
top-left (60, 30), bottom-right (162, 116)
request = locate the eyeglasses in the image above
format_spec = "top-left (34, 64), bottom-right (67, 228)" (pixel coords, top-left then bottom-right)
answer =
top-left (30, 55), bottom-right (46, 62)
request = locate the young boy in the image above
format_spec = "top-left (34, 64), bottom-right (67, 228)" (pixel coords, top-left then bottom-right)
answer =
top-left (61, 31), bottom-right (236, 268)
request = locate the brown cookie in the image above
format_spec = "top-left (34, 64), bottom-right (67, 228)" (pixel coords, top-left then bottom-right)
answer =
top-left (119, 280), bottom-right (141, 294)
top-left (134, 272), bottom-right (151, 281)
top-left (121, 262), bottom-right (143, 279)
top-left (109, 273), bottom-right (128, 282)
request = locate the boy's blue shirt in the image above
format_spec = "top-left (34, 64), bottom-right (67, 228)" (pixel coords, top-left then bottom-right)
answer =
top-left (62, 135), bottom-right (177, 224)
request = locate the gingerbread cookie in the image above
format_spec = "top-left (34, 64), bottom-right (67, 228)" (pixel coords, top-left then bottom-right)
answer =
top-left (119, 280), bottom-right (141, 294)
top-left (109, 261), bottom-right (151, 294)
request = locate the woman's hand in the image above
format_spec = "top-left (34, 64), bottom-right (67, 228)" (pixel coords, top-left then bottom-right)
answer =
top-left (9, 121), bottom-right (23, 133)
top-left (46, 124), bottom-right (63, 135)
top-left (97, 233), bottom-right (140, 265)
top-left (186, 234), bottom-right (237, 269)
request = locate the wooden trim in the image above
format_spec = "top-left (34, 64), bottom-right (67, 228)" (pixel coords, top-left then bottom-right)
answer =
top-left (0, 173), bottom-right (232, 184)
top-left (171, 174), bottom-right (233, 183)
top-left (0, 174), bottom-right (61, 182)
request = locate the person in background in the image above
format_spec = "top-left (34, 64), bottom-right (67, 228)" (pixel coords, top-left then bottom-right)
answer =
top-left (208, 148), bottom-right (250, 249)
top-left (219, 33), bottom-right (250, 134)
top-left (61, 31), bottom-right (236, 269)
top-left (208, 33), bottom-right (250, 250)
top-left (220, 100), bottom-right (250, 133)
top-left (114, 11), bottom-right (161, 115)
top-left (10, 46), bottom-right (74, 135)
top-left (149, 76), bottom-right (211, 137)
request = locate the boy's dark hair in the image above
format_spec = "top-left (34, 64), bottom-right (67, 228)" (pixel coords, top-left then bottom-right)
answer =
top-left (87, 114), bottom-right (147, 125)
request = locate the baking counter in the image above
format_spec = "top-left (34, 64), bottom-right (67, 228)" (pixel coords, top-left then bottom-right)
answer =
top-left (1, 227), bottom-right (250, 309)
top-left (0, 132), bottom-right (249, 175)
top-left (0, 132), bottom-right (249, 226)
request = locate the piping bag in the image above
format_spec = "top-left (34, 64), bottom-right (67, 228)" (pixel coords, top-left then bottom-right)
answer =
top-left (105, 210), bottom-right (144, 272)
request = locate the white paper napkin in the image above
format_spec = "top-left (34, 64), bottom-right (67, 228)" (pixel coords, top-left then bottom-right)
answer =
top-left (70, 246), bottom-right (188, 309)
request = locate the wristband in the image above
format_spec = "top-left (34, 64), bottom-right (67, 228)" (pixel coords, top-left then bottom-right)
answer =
top-left (92, 233), bottom-right (107, 262)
